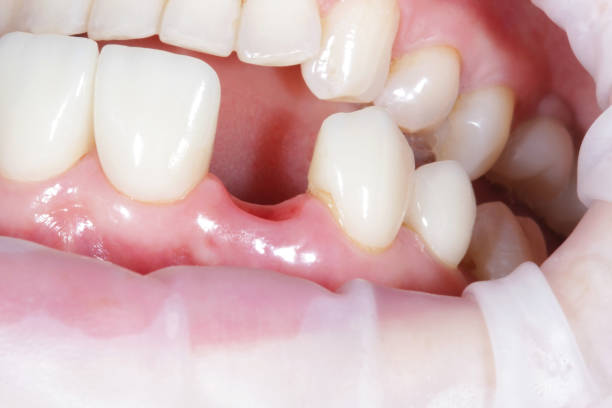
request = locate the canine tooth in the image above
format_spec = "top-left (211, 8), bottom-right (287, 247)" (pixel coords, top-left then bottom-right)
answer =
top-left (308, 106), bottom-right (414, 250)
top-left (15, 0), bottom-right (93, 34)
top-left (160, 0), bottom-right (241, 57)
top-left (94, 45), bottom-right (220, 203)
top-left (430, 86), bottom-right (515, 180)
top-left (301, 0), bottom-right (399, 102)
top-left (578, 105), bottom-right (612, 207)
top-left (375, 46), bottom-right (461, 133)
top-left (464, 202), bottom-right (539, 281)
top-left (88, 0), bottom-right (166, 40)
top-left (404, 161), bottom-right (476, 267)
top-left (236, 0), bottom-right (321, 66)
top-left (489, 117), bottom-right (574, 205)
top-left (0, 32), bottom-right (98, 182)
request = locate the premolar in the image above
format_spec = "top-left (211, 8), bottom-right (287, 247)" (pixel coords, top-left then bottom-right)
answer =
top-left (88, 0), bottom-right (166, 40)
top-left (0, 32), bottom-right (98, 182)
top-left (404, 161), bottom-right (476, 268)
top-left (429, 86), bottom-right (515, 180)
top-left (301, 0), bottom-right (400, 102)
top-left (160, 0), bottom-right (241, 57)
top-left (308, 106), bottom-right (415, 250)
top-left (375, 45), bottom-right (461, 133)
top-left (236, 0), bottom-right (321, 66)
top-left (94, 45), bottom-right (220, 203)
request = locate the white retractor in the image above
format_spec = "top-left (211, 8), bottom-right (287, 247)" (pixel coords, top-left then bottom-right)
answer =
top-left (463, 262), bottom-right (601, 407)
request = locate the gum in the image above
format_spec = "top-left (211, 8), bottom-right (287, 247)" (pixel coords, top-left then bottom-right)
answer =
top-left (0, 153), bottom-right (465, 295)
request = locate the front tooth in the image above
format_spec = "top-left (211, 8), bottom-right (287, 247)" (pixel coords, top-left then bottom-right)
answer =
top-left (236, 0), bottom-right (321, 66)
top-left (0, 32), bottom-right (98, 182)
top-left (464, 202), bottom-right (542, 281)
top-left (404, 160), bottom-right (476, 268)
top-left (488, 117), bottom-right (574, 205)
top-left (301, 0), bottom-right (400, 102)
top-left (430, 86), bottom-right (515, 180)
top-left (308, 106), bottom-right (414, 250)
top-left (88, 0), bottom-right (167, 40)
top-left (159, 0), bottom-right (241, 57)
top-left (94, 45), bottom-right (220, 203)
top-left (375, 46), bottom-right (461, 133)
top-left (15, 0), bottom-right (93, 34)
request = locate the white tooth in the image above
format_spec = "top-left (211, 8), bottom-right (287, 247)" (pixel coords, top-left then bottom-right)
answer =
top-left (0, 0), bottom-right (18, 35)
top-left (516, 216), bottom-right (547, 266)
top-left (430, 86), bottom-right (515, 180)
top-left (537, 94), bottom-right (574, 128)
top-left (465, 202), bottom-right (538, 281)
top-left (236, 0), bottom-right (321, 66)
top-left (489, 117), bottom-right (574, 205)
top-left (15, 0), bottom-right (93, 34)
top-left (301, 0), bottom-right (399, 102)
top-left (404, 160), bottom-right (476, 268)
top-left (375, 46), bottom-right (461, 133)
top-left (0, 32), bottom-right (98, 182)
top-left (88, 0), bottom-right (166, 40)
top-left (308, 106), bottom-right (414, 250)
top-left (94, 45), bottom-right (220, 203)
top-left (577, 105), bottom-right (612, 208)
top-left (160, 0), bottom-right (241, 57)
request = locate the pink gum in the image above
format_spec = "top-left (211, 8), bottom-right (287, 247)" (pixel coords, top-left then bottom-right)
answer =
top-left (0, 153), bottom-right (465, 295)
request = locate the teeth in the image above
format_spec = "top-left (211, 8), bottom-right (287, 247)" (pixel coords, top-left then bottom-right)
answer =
top-left (375, 46), bottom-right (461, 133)
top-left (160, 0), bottom-right (241, 57)
top-left (301, 0), bottom-right (400, 102)
top-left (404, 160), bottom-right (476, 268)
top-left (308, 106), bottom-right (415, 250)
top-left (94, 45), bottom-right (221, 203)
top-left (0, 32), bottom-right (98, 182)
top-left (429, 86), bottom-right (515, 180)
top-left (577, 105), bottom-right (612, 208)
top-left (15, 0), bottom-right (93, 34)
top-left (515, 216), bottom-right (547, 265)
top-left (88, 0), bottom-right (167, 40)
top-left (236, 0), bottom-right (321, 66)
top-left (464, 202), bottom-right (542, 281)
top-left (488, 117), bottom-right (574, 205)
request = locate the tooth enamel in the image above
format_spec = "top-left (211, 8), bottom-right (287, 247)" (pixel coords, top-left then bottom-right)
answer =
top-left (236, 0), bottom-right (321, 66)
top-left (577, 105), bottom-right (612, 207)
top-left (160, 0), bottom-right (241, 57)
top-left (488, 117), bottom-right (574, 205)
top-left (94, 45), bottom-right (220, 203)
top-left (515, 216), bottom-right (547, 266)
top-left (308, 106), bottom-right (414, 250)
top-left (374, 46), bottom-right (461, 133)
top-left (88, 0), bottom-right (167, 40)
top-left (464, 202), bottom-right (539, 281)
top-left (0, 32), bottom-right (98, 182)
top-left (429, 86), bottom-right (515, 180)
top-left (301, 0), bottom-right (400, 102)
top-left (15, 0), bottom-right (93, 34)
top-left (404, 160), bottom-right (476, 268)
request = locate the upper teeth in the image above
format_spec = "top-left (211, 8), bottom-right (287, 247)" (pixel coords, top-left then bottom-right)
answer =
top-left (88, 0), bottom-right (168, 40)
top-left (307, 106), bottom-right (415, 250)
top-left (301, 0), bottom-right (400, 102)
top-left (94, 44), bottom-right (220, 203)
top-left (15, 0), bottom-right (92, 35)
top-left (0, 32), bottom-right (98, 182)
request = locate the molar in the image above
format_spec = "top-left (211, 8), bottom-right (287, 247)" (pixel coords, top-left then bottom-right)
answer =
top-left (88, 0), bottom-right (166, 40)
top-left (94, 45), bottom-right (220, 203)
top-left (160, 0), bottom-right (241, 57)
top-left (463, 202), bottom-right (545, 281)
top-left (301, 0), bottom-right (400, 103)
top-left (307, 106), bottom-right (415, 250)
top-left (428, 85), bottom-right (515, 180)
top-left (15, 0), bottom-right (92, 35)
top-left (375, 45), bottom-right (461, 133)
top-left (0, 32), bottom-right (98, 182)
top-left (404, 160), bottom-right (476, 268)
top-left (236, 0), bottom-right (321, 66)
